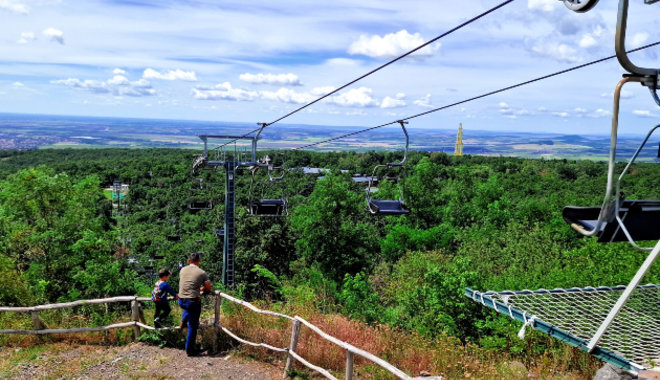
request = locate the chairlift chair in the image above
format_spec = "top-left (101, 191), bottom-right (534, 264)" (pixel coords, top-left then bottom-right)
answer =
top-left (563, 126), bottom-right (660, 246)
top-left (561, 0), bottom-right (660, 251)
top-left (247, 155), bottom-right (288, 217)
top-left (187, 178), bottom-right (213, 211)
top-left (188, 199), bottom-right (213, 210)
top-left (366, 120), bottom-right (411, 216)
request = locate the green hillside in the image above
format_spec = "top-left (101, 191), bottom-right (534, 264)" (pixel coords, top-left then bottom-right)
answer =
top-left (1, 148), bottom-right (659, 377)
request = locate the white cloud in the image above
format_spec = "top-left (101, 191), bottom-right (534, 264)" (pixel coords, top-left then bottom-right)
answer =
top-left (52, 78), bottom-right (109, 93)
top-left (633, 109), bottom-right (656, 118)
top-left (143, 68), bottom-right (197, 81)
top-left (414, 94), bottom-right (433, 108)
top-left (12, 81), bottom-right (24, 87)
top-left (499, 102), bottom-right (532, 118)
top-left (324, 58), bottom-right (361, 67)
top-left (573, 107), bottom-right (610, 118)
top-left (326, 87), bottom-right (379, 107)
top-left (381, 93), bottom-right (406, 109)
top-left (193, 82), bottom-right (258, 101)
top-left (239, 73), bottom-right (301, 86)
top-left (530, 41), bottom-right (579, 63)
top-left (17, 32), bottom-right (35, 44)
top-left (52, 75), bottom-right (156, 97)
top-left (552, 111), bottom-right (570, 118)
top-left (0, 0), bottom-right (28, 14)
top-left (107, 75), bottom-right (130, 85)
top-left (348, 30), bottom-right (439, 59)
top-left (311, 86), bottom-right (335, 96)
top-left (579, 34), bottom-right (597, 49)
top-left (631, 32), bottom-right (649, 48)
top-left (113, 68), bottom-right (126, 75)
top-left (260, 87), bottom-right (313, 104)
top-left (528, 0), bottom-right (557, 12)
top-left (589, 108), bottom-right (610, 118)
top-left (42, 27), bottom-right (64, 45)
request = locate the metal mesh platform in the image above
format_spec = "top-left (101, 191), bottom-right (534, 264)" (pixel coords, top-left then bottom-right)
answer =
top-left (466, 284), bottom-right (660, 374)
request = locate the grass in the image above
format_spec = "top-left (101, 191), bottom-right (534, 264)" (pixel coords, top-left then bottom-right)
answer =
top-left (218, 300), bottom-right (599, 379)
top-left (0, 298), bottom-right (601, 379)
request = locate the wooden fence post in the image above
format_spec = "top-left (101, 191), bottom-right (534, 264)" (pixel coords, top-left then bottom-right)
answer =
top-left (284, 319), bottom-right (301, 378)
top-left (31, 311), bottom-right (44, 341)
top-left (345, 350), bottom-right (354, 380)
top-left (213, 293), bottom-right (221, 353)
top-left (131, 300), bottom-right (141, 339)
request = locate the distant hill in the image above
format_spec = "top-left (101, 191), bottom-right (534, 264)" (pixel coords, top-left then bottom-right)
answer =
top-left (1, 113), bottom-right (657, 161)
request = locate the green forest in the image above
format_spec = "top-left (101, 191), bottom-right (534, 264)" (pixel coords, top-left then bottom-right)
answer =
top-left (1, 148), bottom-right (659, 377)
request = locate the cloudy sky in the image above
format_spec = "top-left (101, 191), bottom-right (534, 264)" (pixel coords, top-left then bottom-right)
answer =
top-left (1, 0), bottom-right (659, 135)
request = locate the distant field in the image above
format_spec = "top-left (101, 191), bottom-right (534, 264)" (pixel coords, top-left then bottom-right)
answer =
top-left (2, 113), bottom-right (658, 162)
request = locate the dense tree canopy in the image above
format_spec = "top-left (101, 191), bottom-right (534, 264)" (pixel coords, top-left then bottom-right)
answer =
top-left (1, 147), bottom-right (659, 360)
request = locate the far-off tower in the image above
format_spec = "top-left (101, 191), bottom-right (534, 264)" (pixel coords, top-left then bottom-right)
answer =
top-left (454, 123), bottom-right (464, 156)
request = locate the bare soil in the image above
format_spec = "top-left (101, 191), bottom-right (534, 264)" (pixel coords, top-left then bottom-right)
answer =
top-left (0, 342), bottom-right (283, 379)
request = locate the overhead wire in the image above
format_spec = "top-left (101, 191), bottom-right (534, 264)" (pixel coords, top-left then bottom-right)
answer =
top-left (291, 40), bottom-right (660, 151)
top-left (212, 0), bottom-right (516, 150)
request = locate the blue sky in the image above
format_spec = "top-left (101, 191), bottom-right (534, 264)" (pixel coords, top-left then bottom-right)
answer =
top-left (0, 0), bottom-right (659, 135)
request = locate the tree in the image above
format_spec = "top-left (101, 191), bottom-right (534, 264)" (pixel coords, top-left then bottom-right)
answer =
top-left (290, 172), bottom-right (378, 280)
top-left (0, 166), bottom-right (134, 302)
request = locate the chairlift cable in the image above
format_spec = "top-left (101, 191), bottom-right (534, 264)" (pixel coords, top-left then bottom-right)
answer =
top-left (213, 0), bottom-right (516, 150)
top-left (292, 40), bottom-right (660, 150)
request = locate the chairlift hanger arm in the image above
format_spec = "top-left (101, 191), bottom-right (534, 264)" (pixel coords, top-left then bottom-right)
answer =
top-left (385, 120), bottom-right (409, 168)
top-left (615, 0), bottom-right (659, 78)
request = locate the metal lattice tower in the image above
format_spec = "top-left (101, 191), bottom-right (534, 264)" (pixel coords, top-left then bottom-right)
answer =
top-left (194, 128), bottom-right (266, 287)
top-left (112, 179), bottom-right (125, 217)
top-left (454, 123), bottom-right (464, 157)
top-left (223, 161), bottom-right (236, 286)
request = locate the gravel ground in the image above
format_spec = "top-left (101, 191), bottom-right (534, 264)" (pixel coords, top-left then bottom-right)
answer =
top-left (1, 342), bottom-right (283, 379)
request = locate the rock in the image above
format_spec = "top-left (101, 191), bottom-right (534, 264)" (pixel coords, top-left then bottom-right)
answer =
top-left (593, 364), bottom-right (635, 380)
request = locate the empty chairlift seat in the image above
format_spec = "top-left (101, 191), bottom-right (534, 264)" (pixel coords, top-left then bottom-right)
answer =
top-left (563, 200), bottom-right (660, 243)
top-left (365, 120), bottom-right (411, 216)
top-left (248, 199), bottom-right (287, 216)
top-left (368, 199), bottom-right (410, 216)
top-left (188, 199), bottom-right (213, 210)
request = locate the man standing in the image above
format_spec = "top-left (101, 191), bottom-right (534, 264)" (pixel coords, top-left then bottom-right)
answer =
top-left (178, 252), bottom-right (212, 356)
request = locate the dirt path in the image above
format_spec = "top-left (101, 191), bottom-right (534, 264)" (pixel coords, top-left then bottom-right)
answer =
top-left (0, 342), bottom-right (283, 379)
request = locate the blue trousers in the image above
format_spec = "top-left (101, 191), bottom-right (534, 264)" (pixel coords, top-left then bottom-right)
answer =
top-left (178, 298), bottom-right (201, 354)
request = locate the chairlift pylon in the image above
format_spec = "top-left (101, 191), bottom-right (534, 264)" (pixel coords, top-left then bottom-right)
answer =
top-left (366, 120), bottom-right (410, 216)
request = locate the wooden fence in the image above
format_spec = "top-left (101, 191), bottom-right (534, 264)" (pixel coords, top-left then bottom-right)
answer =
top-left (0, 292), bottom-right (441, 379)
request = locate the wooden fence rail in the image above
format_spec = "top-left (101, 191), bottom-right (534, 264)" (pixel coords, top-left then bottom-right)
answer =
top-left (0, 292), bottom-right (441, 380)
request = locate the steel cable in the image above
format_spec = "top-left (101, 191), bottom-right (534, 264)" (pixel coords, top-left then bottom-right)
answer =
top-left (213, 0), bottom-right (516, 149)
top-left (292, 40), bottom-right (660, 150)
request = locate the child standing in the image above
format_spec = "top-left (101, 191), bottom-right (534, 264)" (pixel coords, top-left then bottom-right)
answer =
top-left (152, 269), bottom-right (178, 328)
